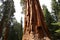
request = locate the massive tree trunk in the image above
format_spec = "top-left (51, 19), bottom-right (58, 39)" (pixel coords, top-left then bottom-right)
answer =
top-left (22, 0), bottom-right (51, 40)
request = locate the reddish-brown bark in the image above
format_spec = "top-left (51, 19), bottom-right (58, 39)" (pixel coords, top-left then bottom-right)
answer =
top-left (22, 0), bottom-right (51, 40)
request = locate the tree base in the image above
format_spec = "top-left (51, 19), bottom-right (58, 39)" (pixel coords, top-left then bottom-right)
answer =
top-left (22, 31), bottom-right (50, 40)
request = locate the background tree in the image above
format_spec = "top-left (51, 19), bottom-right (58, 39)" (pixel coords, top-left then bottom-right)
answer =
top-left (0, 0), bottom-right (15, 40)
top-left (0, 0), bottom-right (23, 40)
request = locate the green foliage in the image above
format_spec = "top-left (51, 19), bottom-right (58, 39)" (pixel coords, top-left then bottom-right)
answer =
top-left (0, 0), bottom-right (23, 40)
top-left (51, 0), bottom-right (58, 11)
top-left (51, 22), bottom-right (60, 26)
top-left (0, 0), bottom-right (16, 39)
top-left (43, 4), bottom-right (60, 40)
top-left (7, 18), bottom-right (23, 40)
top-left (51, 0), bottom-right (60, 21)
top-left (8, 27), bottom-right (19, 40)
top-left (14, 22), bottom-right (23, 40)
top-left (50, 0), bottom-right (60, 39)
top-left (42, 5), bottom-right (54, 26)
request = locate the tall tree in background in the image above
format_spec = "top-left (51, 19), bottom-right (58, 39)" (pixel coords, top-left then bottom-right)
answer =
top-left (0, 0), bottom-right (23, 40)
top-left (4, 0), bottom-right (15, 40)
top-left (0, 0), bottom-right (15, 40)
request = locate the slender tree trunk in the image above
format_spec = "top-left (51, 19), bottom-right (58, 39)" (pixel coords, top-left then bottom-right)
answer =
top-left (4, 24), bottom-right (9, 40)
